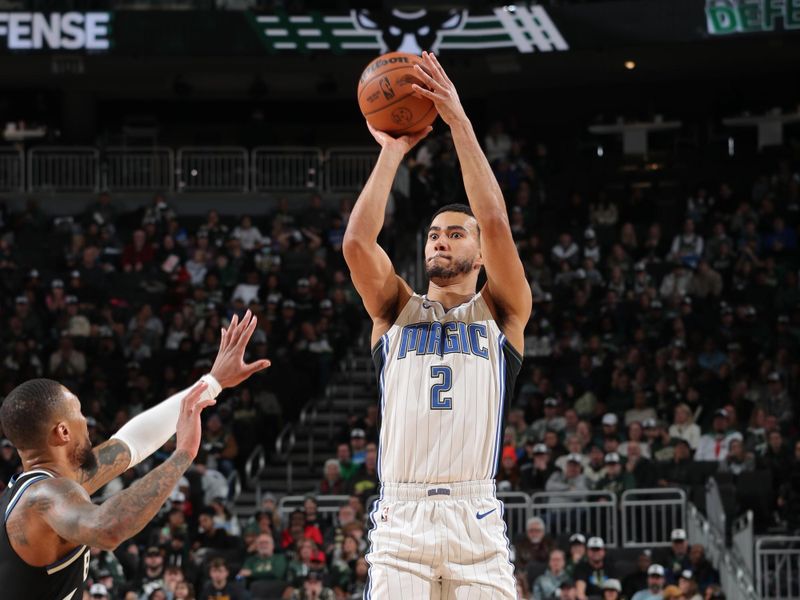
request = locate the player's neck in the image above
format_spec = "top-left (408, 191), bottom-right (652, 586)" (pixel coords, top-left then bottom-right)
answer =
top-left (19, 450), bottom-right (77, 479)
top-left (425, 280), bottom-right (477, 310)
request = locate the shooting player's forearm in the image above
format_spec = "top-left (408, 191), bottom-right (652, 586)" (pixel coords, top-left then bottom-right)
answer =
top-left (344, 148), bottom-right (403, 246)
top-left (449, 118), bottom-right (507, 224)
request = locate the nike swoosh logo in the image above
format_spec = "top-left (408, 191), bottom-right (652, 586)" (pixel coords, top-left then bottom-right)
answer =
top-left (476, 508), bottom-right (497, 520)
top-left (62, 590), bottom-right (77, 600)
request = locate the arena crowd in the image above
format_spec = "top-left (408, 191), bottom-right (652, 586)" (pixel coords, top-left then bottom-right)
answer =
top-left (0, 123), bottom-right (799, 598)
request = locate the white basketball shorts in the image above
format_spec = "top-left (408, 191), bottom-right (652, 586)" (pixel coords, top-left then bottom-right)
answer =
top-left (364, 480), bottom-right (516, 599)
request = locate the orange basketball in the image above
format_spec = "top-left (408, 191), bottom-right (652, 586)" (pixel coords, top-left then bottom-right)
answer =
top-left (357, 52), bottom-right (438, 136)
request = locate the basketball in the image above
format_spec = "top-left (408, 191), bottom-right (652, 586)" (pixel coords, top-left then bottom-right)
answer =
top-left (357, 51), bottom-right (438, 135)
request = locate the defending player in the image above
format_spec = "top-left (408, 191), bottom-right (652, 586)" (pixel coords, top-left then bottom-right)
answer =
top-left (0, 311), bottom-right (268, 600)
top-left (343, 52), bottom-right (532, 599)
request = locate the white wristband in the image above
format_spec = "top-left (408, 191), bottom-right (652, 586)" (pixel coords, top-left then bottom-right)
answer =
top-left (200, 374), bottom-right (222, 400)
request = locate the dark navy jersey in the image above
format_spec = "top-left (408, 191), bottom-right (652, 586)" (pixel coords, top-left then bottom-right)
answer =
top-left (0, 470), bottom-right (90, 600)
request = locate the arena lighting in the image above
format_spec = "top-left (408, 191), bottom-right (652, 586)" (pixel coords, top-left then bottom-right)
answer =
top-left (504, 4), bottom-right (517, 12)
top-left (624, 60), bottom-right (636, 70)
top-left (597, 145), bottom-right (604, 157)
top-left (728, 137), bottom-right (735, 157)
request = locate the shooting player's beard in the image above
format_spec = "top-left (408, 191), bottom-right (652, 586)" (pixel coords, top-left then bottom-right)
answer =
top-left (426, 256), bottom-right (474, 279)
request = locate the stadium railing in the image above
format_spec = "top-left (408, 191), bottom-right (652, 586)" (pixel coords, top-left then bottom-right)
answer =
top-left (706, 477), bottom-right (727, 538)
top-left (498, 491), bottom-right (534, 541)
top-left (176, 146), bottom-right (249, 192)
top-left (733, 510), bottom-right (754, 575)
top-left (251, 146), bottom-right (323, 192)
top-left (0, 147), bottom-right (24, 192)
top-left (688, 502), bottom-right (758, 600)
top-left (530, 490), bottom-right (619, 547)
top-left (15, 144), bottom-right (384, 193)
top-left (755, 537), bottom-right (800, 600)
top-left (267, 488), bottom-right (691, 551)
top-left (105, 146), bottom-right (174, 192)
top-left (620, 488), bottom-right (687, 548)
top-left (28, 146), bottom-right (100, 192)
top-left (324, 146), bottom-right (379, 193)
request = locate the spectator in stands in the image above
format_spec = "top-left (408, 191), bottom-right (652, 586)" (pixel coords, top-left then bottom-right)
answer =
top-left (319, 458), bottom-right (346, 495)
top-left (497, 446), bottom-right (521, 491)
top-left (287, 538), bottom-right (325, 587)
top-left (122, 229), bottom-right (155, 273)
top-left (583, 445), bottom-right (607, 485)
top-left (694, 409), bottom-right (742, 462)
top-left (0, 439), bottom-right (20, 490)
top-left (602, 579), bottom-right (623, 600)
top-left (552, 233), bottom-right (580, 268)
top-left (625, 392), bottom-right (657, 428)
top-left (349, 428), bottom-right (367, 465)
top-left (622, 550), bottom-right (652, 598)
top-left (688, 545), bottom-right (719, 591)
top-left (485, 121), bottom-right (512, 163)
top-left (232, 215), bottom-right (267, 252)
top-left (528, 397), bottom-right (566, 440)
top-left (669, 403), bottom-right (701, 450)
top-left (335, 443), bottom-right (358, 482)
top-left (290, 570), bottom-right (335, 600)
top-left (349, 444), bottom-right (379, 501)
top-left (238, 533), bottom-right (287, 584)
top-left (718, 438), bottom-right (755, 476)
top-left (514, 517), bottom-right (556, 577)
top-left (200, 412), bottom-right (239, 475)
top-left (644, 419), bottom-right (677, 463)
top-left (136, 547), bottom-right (167, 598)
top-left (199, 558), bottom-right (247, 600)
top-left (574, 537), bottom-right (616, 600)
top-left (660, 529), bottom-right (691, 584)
top-left (533, 549), bottom-right (570, 600)
top-left (679, 570), bottom-right (703, 600)
top-left (565, 534), bottom-right (587, 578)
top-left (560, 579), bottom-right (579, 600)
top-left (657, 439), bottom-right (695, 488)
top-left (595, 452), bottom-right (635, 495)
top-left (520, 441), bottom-right (556, 492)
top-left (670, 219), bottom-right (704, 266)
top-left (762, 372), bottom-right (793, 427)
top-left (631, 564), bottom-right (666, 600)
top-left (546, 454), bottom-right (590, 501)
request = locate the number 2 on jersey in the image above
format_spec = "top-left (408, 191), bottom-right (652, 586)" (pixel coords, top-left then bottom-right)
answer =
top-left (430, 366), bottom-right (453, 410)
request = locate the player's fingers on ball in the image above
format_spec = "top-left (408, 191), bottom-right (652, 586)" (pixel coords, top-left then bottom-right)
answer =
top-left (413, 64), bottom-right (437, 86)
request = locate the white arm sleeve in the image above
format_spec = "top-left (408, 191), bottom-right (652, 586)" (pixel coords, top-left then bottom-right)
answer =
top-left (111, 374), bottom-right (221, 469)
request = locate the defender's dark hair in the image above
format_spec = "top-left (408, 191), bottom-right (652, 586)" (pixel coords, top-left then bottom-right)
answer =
top-left (0, 378), bottom-right (66, 450)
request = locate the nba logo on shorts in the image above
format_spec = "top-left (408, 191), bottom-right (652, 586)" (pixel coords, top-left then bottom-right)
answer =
top-left (380, 506), bottom-right (390, 522)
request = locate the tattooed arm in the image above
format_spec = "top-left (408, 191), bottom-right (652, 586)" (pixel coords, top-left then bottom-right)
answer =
top-left (78, 439), bottom-right (132, 496)
top-left (31, 450), bottom-right (193, 550)
top-left (35, 380), bottom-right (215, 550)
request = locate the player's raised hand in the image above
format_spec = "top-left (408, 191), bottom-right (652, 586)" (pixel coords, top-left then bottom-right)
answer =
top-left (209, 309), bottom-right (271, 389)
top-left (175, 381), bottom-right (215, 457)
top-left (367, 120), bottom-right (432, 156)
top-left (411, 51), bottom-right (468, 127)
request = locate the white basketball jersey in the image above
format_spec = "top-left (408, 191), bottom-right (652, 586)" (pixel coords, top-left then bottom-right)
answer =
top-left (372, 292), bottom-right (522, 484)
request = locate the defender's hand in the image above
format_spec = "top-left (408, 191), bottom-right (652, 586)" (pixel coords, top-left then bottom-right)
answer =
top-left (210, 310), bottom-right (271, 389)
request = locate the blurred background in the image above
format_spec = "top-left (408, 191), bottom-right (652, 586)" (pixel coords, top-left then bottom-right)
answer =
top-left (0, 1), bottom-right (799, 599)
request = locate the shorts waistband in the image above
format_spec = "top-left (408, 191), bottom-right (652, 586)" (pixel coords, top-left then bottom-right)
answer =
top-left (380, 480), bottom-right (496, 501)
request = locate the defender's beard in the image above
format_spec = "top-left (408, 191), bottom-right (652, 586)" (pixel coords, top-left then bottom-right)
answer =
top-left (77, 436), bottom-right (97, 472)
top-left (426, 256), bottom-right (475, 279)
